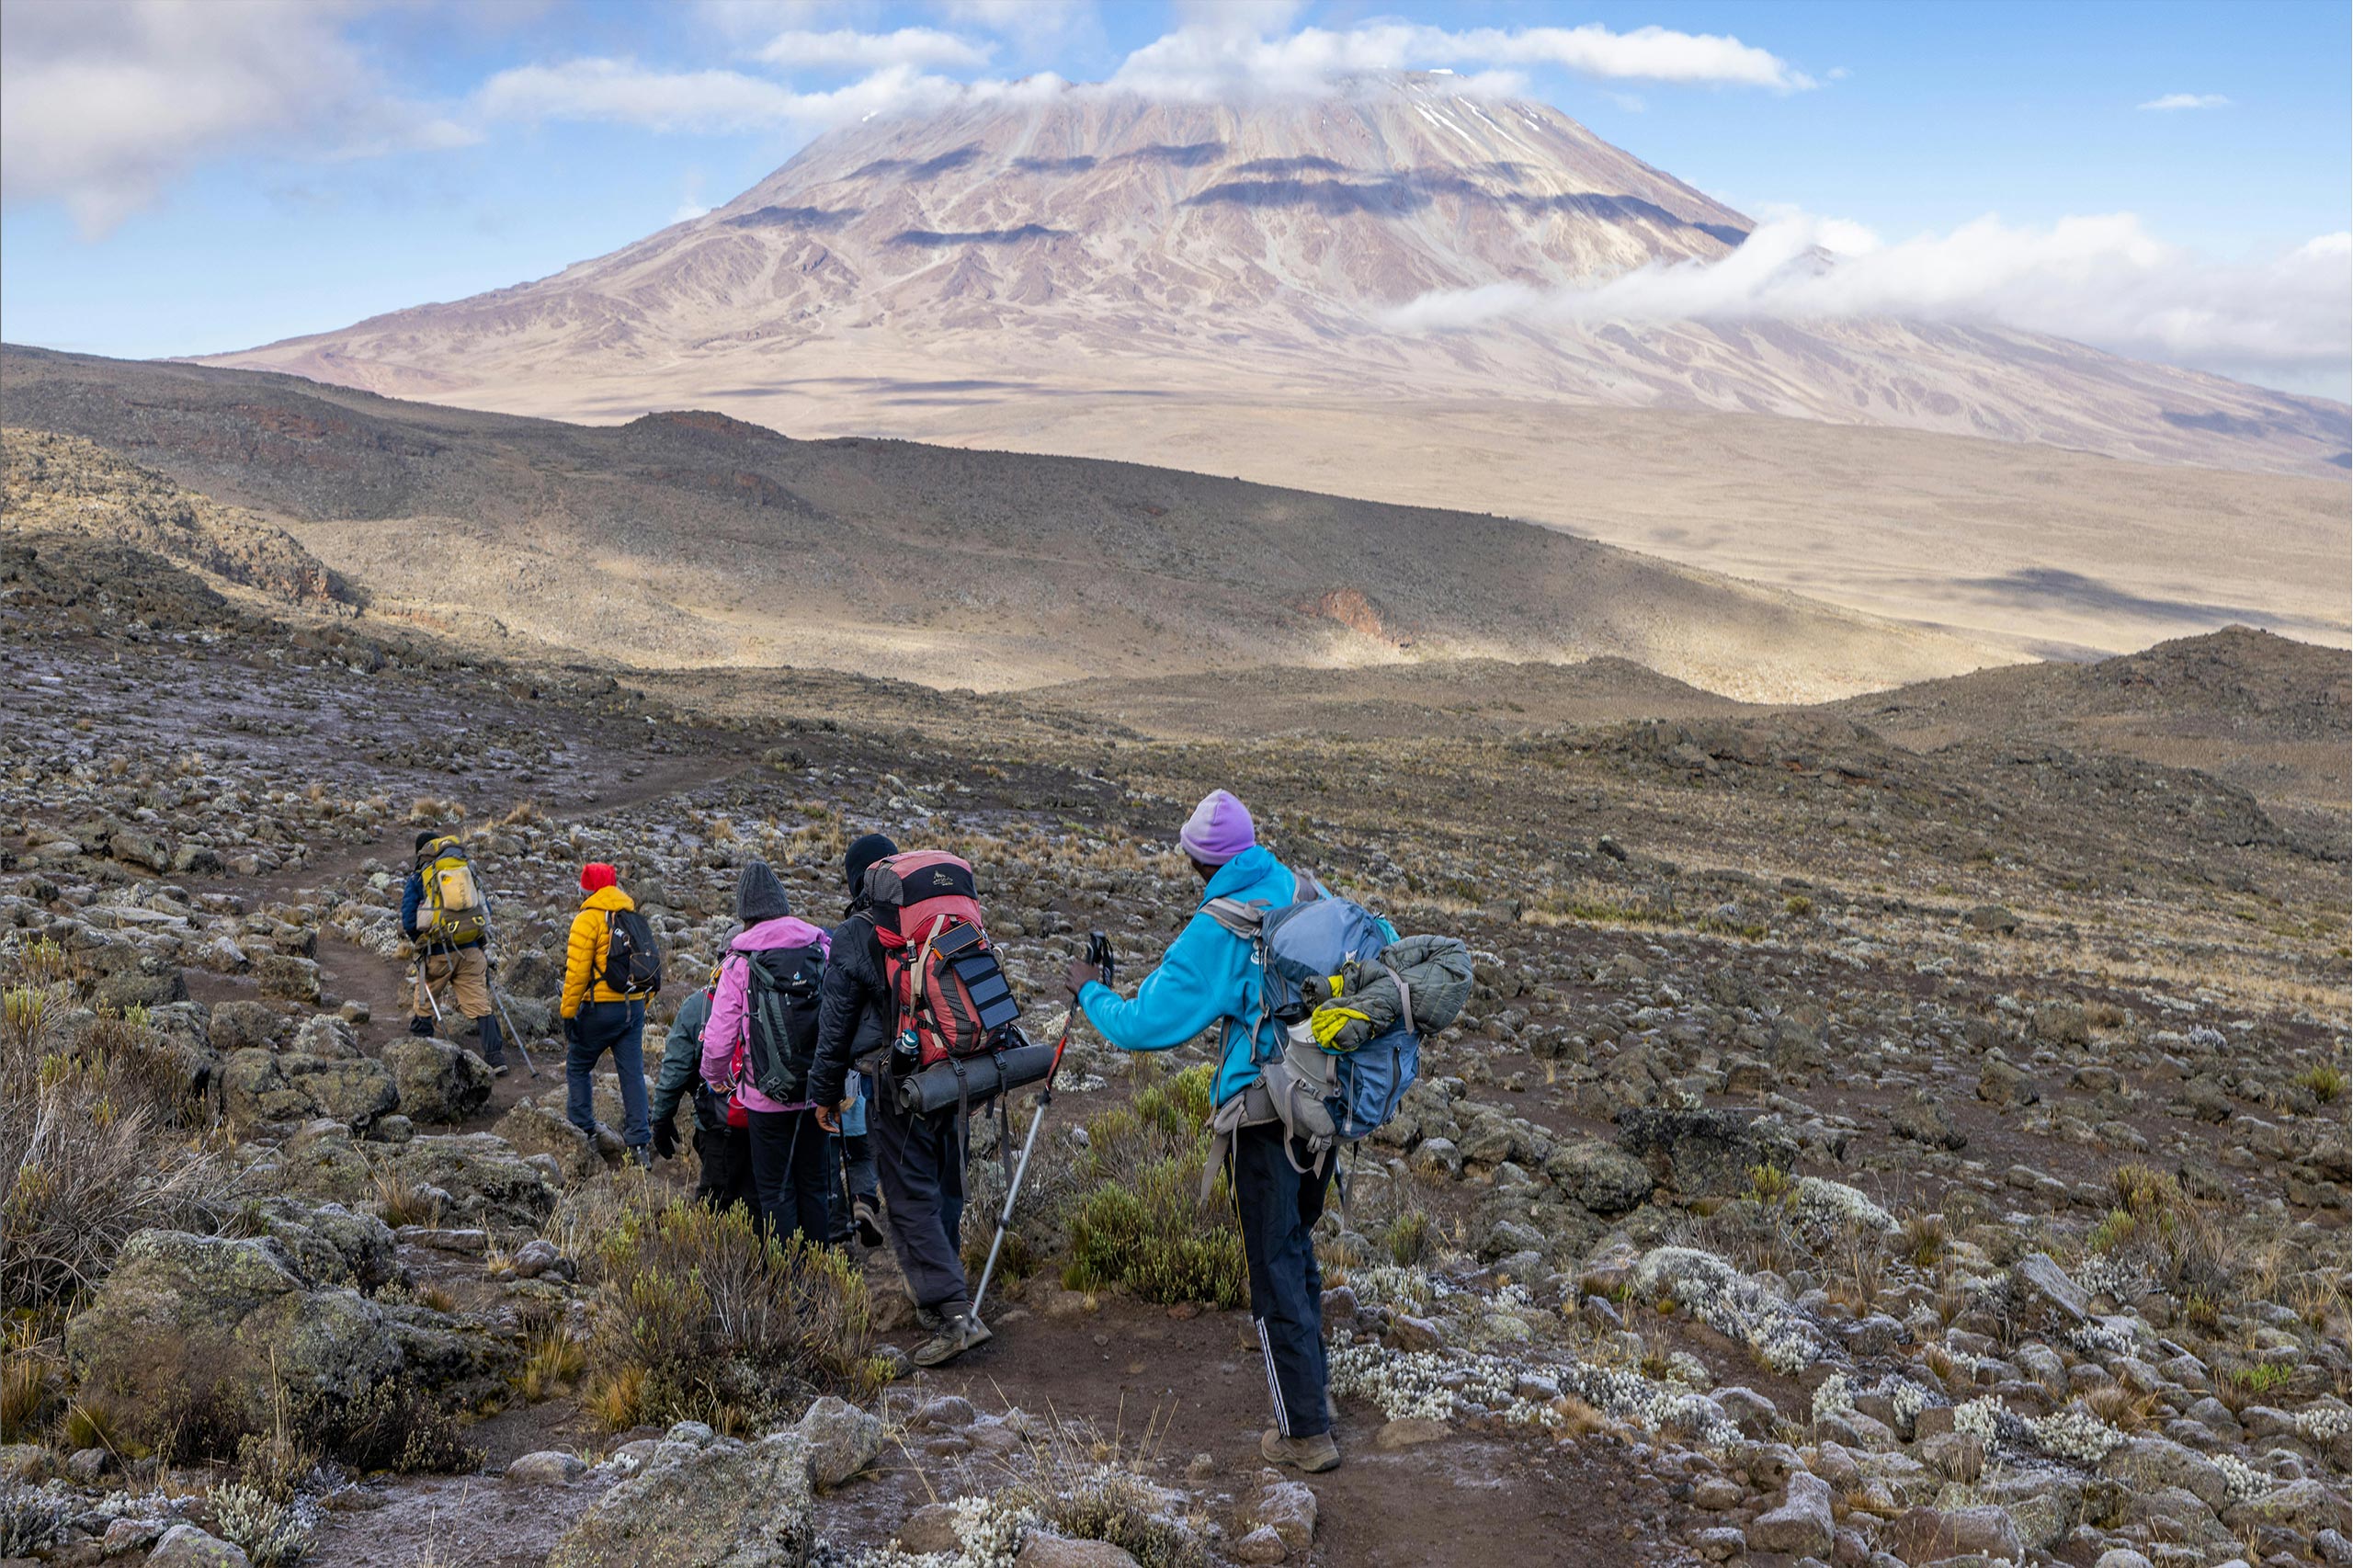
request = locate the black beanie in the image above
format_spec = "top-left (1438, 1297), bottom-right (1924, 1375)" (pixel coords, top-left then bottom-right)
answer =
top-left (735, 860), bottom-right (792, 925)
top-left (844, 833), bottom-right (897, 893)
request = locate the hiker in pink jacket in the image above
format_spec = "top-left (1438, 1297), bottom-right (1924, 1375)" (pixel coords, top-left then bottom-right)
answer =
top-left (701, 860), bottom-right (835, 1245)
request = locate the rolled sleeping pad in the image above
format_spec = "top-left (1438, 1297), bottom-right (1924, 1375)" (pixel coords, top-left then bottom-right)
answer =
top-left (892, 1039), bottom-right (1057, 1116)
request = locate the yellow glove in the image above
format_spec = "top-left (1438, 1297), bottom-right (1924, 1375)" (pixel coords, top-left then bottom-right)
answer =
top-left (1310, 1004), bottom-right (1371, 1050)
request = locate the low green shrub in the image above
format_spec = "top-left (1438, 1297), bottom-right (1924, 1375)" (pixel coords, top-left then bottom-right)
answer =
top-left (1064, 1157), bottom-right (1246, 1309)
top-left (586, 1196), bottom-right (881, 1432)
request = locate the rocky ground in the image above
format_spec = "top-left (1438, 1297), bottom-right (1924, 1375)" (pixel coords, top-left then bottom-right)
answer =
top-left (0, 528), bottom-right (2345, 1568)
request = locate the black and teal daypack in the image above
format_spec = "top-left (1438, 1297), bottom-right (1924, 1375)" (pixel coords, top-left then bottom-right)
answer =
top-left (743, 943), bottom-right (825, 1103)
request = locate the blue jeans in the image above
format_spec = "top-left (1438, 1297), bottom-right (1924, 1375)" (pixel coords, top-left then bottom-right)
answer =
top-left (566, 999), bottom-right (650, 1149)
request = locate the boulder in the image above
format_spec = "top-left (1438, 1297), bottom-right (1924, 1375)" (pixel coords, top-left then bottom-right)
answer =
top-left (1748, 1471), bottom-right (1834, 1557)
top-left (1016, 1541), bottom-right (1142, 1568)
top-left (1543, 1137), bottom-right (1655, 1214)
top-left (507, 1450), bottom-right (588, 1485)
top-left (382, 1037), bottom-right (494, 1123)
top-left (384, 1133), bottom-right (557, 1225)
top-left (208, 1000), bottom-right (289, 1052)
top-left (254, 953), bottom-right (321, 1004)
top-left (547, 1432), bottom-right (814, 1568)
top-left (795, 1395), bottom-right (883, 1490)
top-left (222, 1051), bottom-right (400, 1131)
top-left (1891, 1091), bottom-right (1968, 1151)
top-left (1615, 1107), bottom-right (1798, 1197)
top-left (146, 1524), bottom-right (251, 1567)
top-left (66, 1232), bottom-right (399, 1449)
top-left (1881, 1506), bottom-right (2023, 1565)
top-left (1254, 1479), bottom-right (1318, 1551)
top-left (494, 1098), bottom-right (603, 1183)
top-left (2098, 1436), bottom-right (2230, 1512)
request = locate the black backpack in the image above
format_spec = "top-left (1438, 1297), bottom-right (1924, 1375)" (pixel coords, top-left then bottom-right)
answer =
top-left (743, 943), bottom-right (824, 1103)
top-left (594, 908), bottom-right (664, 999)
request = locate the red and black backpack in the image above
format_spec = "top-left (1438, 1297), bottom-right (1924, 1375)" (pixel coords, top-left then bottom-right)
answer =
top-left (863, 850), bottom-right (1018, 1067)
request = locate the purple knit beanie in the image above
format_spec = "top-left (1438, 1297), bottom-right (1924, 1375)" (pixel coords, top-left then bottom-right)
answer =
top-left (1178, 790), bottom-right (1256, 866)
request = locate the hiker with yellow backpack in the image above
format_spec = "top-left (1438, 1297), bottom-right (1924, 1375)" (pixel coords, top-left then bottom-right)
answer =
top-left (403, 831), bottom-right (508, 1075)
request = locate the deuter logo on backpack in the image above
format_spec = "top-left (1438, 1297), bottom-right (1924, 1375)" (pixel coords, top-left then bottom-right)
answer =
top-left (863, 850), bottom-right (1020, 1068)
top-left (417, 836), bottom-right (488, 947)
top-left (596, 907), bottom-right (664, 998)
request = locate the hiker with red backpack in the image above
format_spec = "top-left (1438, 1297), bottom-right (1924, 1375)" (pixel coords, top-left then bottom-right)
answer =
top-left (809, 833), bottom-right (1006, 1368)
top-left (700, 861), bottom-right (836, 1246)
top-left (560, 862), bottom-right (663, 1164)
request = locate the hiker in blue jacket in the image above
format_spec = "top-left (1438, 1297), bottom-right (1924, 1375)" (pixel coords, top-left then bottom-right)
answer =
top-left (1063, 789), bottom-right (1342, 1474)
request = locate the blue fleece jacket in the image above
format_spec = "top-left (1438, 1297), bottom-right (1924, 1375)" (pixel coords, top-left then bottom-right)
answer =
top-left (1077, 845), bottom-right (1297, 1108)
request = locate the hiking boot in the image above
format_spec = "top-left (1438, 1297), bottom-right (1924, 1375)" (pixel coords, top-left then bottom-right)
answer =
top-left (1260, 1429), bottom-right (1340, 1473)
top-left (913, 1301), bottom-right (944, 1332)
top-left (854, 1196), bottom-right (885, 1249)
top-left (910, 1309), bottom-right (990, 1368)
top-left (407, 1015), bottom-right (436, 1037)
top-left (475, 1017), bottom-right (508, 1077)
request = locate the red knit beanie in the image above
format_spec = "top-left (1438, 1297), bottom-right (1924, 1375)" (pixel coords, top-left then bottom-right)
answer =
top-left (580, 862), bottom-right (617, 893)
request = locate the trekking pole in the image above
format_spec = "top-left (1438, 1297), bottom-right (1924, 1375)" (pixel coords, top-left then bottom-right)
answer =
top-left (487, 983), bottom-right (542, 1079)
top-left (478, 907), bottom-right (541, 1078)
top-left (414, 940), bottom-right (447, 1027)
top-left (972, 932), bottom-right (1111, 1320)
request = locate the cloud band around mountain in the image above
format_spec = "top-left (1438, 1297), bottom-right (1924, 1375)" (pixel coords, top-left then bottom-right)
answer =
top-left (1381, 215), bottom-right (2353, 396)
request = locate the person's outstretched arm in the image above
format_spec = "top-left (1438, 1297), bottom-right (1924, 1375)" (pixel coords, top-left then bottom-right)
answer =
top-left (1078, 915), bottom-right (1234, 1052)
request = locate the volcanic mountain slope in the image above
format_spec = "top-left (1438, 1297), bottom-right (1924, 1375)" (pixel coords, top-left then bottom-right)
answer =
top-left (0, 345), bottom-right (2000, 699)
top-left (205, 74), bottom-right (2344, 480)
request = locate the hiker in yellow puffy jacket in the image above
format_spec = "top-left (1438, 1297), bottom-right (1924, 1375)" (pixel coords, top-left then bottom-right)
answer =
top-left (561, 863), bottom-right (654, 1161)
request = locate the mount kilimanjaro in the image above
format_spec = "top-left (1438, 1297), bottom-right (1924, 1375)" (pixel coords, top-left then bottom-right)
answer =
top-left (196, 74), bottom-right (2348, 659)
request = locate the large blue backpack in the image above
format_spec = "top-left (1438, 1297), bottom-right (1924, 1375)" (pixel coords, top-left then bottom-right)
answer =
top-left (1205, 876), bottom-right (1421, 1165)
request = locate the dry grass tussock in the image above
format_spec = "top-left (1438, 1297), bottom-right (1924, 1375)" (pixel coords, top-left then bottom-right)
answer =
top-left (1, 938), bottom-right (234, 1311)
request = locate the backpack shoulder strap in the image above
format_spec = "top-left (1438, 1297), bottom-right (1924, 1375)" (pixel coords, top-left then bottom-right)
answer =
top-left (1201, 897), bottom-right (1269, 939)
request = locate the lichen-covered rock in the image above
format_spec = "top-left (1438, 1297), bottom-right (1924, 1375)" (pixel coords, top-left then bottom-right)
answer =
top-left (1881, 1505), bottom-right (2023, 1565)
top-left (146, 1523), bottom-right (252, 1567)
top-left (385, 1133), bottom-right (557, 1225)
top-left (382, 1037), bottom-right (494, 1123)
top-left (1748, 1471), bottom-right (1833, 1557)
top-left (1615, 1107), bottom-right (1798, 1196)
top-left (1543, 1136), bottom-right (1655, 1214)
top-left (222, 1051), bottom-right (399, 1131)
top-left (795, 1395), bottom-right (883, 1490)
top-left (546, 1432), bottom-right (814, 1568)
top-left (64, 1231), bottom-right (399, 1447)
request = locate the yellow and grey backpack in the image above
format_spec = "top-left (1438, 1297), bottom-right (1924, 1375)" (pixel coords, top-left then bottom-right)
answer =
top-left (417, 836), bottom-right (489, 947)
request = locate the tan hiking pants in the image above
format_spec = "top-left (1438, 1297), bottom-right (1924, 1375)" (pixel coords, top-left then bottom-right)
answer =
top-left (415, 943), bottom-right (492, 1021)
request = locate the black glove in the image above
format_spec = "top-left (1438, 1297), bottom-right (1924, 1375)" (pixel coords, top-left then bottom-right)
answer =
top-left (563, 1017), bottom-right (582, 1048)
top-left (651, 1116), bottom-right (679, 1161)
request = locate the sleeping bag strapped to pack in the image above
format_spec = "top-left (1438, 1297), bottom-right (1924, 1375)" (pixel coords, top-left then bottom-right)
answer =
top-left (743, 941), bottom-right (825, 1104)
top-left (863, 850), bottom-right (1019, 1069)
top-left (1203, 877), bottom-right (1452, 1179)
top-left (415, 836), bottom-right (489, 948)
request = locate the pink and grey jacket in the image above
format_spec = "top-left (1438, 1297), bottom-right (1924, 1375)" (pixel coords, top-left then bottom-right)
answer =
top-left (701, 915), bottom-right (832, 1114)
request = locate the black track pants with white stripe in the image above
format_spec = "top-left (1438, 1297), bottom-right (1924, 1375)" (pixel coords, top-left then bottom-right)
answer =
top-left (1233, 1120), bottom-right (1330, 1438)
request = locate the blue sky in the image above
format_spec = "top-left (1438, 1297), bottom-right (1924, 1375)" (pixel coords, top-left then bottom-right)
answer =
top-left (2, 0), bottom-right (2346, 393)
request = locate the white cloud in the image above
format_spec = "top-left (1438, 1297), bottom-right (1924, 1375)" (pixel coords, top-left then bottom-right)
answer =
top-left (1381, 212), bottom-right (2352, 393)
top-left (0, 0), bottom-right (472, 238)
top-left (755, 27), bottom-right (994, 71)
top-left (473, 56), bottom-right (1067, 136)
top-left (475, 58), bottom-right (970, 134)
top-left (1110, 19), bottom-right (1813, 99)
top-left (2138, 92), bottom-right (2230, 111)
